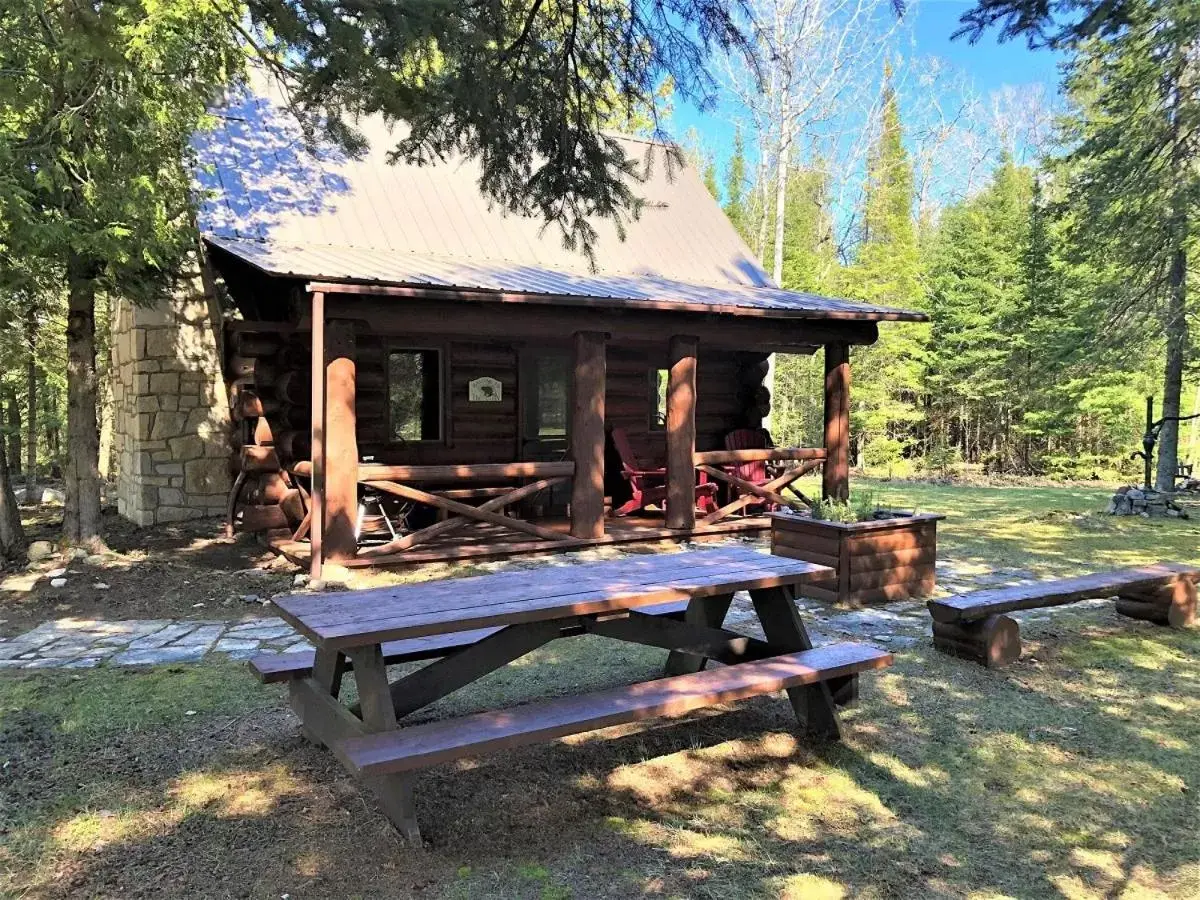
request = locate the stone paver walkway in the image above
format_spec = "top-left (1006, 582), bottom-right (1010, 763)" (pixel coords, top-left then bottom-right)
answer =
top-left (0, 616), bottom-right (310, 669)
top-left (0, 557), bottom-right (1100, 671)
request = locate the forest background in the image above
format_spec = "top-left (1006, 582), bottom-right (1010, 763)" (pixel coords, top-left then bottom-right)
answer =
top-left (680, 0), bottom-right (1198, 484)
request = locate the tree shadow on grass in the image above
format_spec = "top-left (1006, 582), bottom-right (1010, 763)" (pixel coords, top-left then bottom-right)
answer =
top-left (6, 622), bottom-right (1199, 899)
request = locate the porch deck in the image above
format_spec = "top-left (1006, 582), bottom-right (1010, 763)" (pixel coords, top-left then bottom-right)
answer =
top-left (269, 513), bottom-right (772, 569)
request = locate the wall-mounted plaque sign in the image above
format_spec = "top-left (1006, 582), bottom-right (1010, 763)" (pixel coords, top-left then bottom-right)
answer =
top-left (468, 376), bottom-right (503, 402)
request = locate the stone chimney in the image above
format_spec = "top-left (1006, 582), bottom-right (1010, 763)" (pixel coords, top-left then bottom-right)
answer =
top-left (110, 254), bottom-right (231, 524)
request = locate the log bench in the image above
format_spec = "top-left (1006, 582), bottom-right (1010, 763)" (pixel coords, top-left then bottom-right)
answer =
top-left (256, 545), bottom-right (894, 841)
top-left (928, 562), bottom-right (1198, 668)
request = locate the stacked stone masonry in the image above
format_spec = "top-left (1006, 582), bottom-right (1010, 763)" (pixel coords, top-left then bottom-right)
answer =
top-left (111, 258), bottom-right (231, 525)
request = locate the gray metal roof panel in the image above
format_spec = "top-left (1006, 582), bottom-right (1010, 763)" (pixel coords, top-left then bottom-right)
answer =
top-left (194, 81), bottom-right (926, 323)
top-left (204, 236), bottom-right (927, 321)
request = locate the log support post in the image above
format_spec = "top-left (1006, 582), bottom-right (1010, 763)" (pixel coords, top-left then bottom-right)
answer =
top-left (570, 331), bottom-right (607, 539)
top-left (325, 319), bottom-right (358, 563)
top-left (309, 291), bottom-right (325, 581)
top-left (823, 342), bottom-right (850, 502)
top-left (932, 615), bottom-right (1022, 668)
top-left (666, 335), bottom-right (699, 530)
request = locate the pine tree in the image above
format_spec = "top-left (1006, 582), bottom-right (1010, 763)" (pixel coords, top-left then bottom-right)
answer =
top-left (681, 127), bottom-right (720, 200)
top-left (1056, 0), bottom-right (1199, 489)
top-left (771, 163), bottom-right (838, 449)
top-left (926, 158), bottom-right (1033, 469)
top-left (724, 128), bottom-right (751, 244)
top-left (780, 166), bottom-right (837, 293)
top-left (841, 71), bottom-right (927, 469)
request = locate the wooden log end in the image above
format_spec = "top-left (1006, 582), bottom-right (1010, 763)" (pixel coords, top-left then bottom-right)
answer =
top-left (932, 614), bottom-right (1021, 668)
top-left (1115, 578), bottom-right (1197, 629)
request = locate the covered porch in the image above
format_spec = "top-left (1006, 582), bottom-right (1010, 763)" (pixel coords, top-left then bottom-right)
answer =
top-left (219, 276), bottom-right (872, 578)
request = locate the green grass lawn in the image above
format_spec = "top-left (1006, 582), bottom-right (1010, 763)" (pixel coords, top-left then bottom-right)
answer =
top-left (2, 481), bottom-right (1199, 898)
top-left (826, 477), bottom-right (1200, 575)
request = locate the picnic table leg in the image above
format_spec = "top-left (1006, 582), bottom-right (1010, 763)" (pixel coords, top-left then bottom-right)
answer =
top-left (664, 592), bottom-right (734, 675)
top-left (748, 585), bottom-right (842, 740)
top-left (294, 649), bottom-right (347, 745)
top-left (347, 645), bottom-right (423, 845)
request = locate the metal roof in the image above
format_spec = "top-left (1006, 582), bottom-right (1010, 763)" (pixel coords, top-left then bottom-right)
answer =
top-left (205, 236), bottom-right (925, 321)
top-left (195, 83), bottom-right (927, 323)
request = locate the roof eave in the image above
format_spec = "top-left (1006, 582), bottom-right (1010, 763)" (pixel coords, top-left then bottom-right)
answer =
top-left (301, 278), bottom-right (930, 324)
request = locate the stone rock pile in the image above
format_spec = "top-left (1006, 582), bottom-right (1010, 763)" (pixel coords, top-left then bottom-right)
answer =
top-left (1106, 485), bottom-right (1189, 518)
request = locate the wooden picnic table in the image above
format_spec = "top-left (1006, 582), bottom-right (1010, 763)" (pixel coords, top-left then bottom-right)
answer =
top-left (264, 545), bottom-right (893, 843)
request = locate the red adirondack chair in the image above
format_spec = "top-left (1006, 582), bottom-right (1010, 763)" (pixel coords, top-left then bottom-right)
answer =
top-left (723, 427), bottom-right (777, 514)
top-left (609, 428), bottom-right (716, 517)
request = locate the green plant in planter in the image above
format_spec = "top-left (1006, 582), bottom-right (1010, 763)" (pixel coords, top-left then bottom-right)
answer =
top-left (809, 491), bottom-right (885, 523)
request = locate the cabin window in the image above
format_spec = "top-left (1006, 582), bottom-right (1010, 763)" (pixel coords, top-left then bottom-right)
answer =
top-left (649, 368), bottom-right (669, 430)
top-left (388, 349), bottom-right (442, 442)
top-left (524, 353), bottom-right (570, 440)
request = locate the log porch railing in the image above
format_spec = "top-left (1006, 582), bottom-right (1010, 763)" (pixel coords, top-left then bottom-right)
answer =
top-left (692, 447), bottom-right (826, 525)
top-left (290, 461), bottom-right (575, 561)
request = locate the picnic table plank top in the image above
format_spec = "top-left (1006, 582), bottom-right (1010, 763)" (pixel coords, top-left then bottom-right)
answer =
top-left (274, 546), bottom-right (833, 650)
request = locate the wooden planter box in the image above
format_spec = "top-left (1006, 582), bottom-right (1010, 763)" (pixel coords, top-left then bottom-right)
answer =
top-left (770, 511), bottom-right (944, 606)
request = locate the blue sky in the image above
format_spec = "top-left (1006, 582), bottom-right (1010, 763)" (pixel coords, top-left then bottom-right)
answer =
top-left (671, 0), bottom-right (1065, 173)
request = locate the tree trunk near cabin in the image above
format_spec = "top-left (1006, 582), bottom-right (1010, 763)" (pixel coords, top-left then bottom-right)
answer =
top-left (63, 254), bottom-right (103, 548)
top-left (5, 391), bottom-right (20, 477)
top-left (43, 387), bottom-right (59, 464)
top-left (25, 305), bottom-right (37, 498)
top-left (0, 445), bottom-right (26, 559)
top-left (1154, 245), bottom-right (1188, 492)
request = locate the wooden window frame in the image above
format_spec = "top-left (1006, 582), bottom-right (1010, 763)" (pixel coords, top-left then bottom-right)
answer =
top-left (385, 343), bottom-right (447, 445)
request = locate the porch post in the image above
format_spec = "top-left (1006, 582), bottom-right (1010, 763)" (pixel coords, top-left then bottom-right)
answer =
top-left (823, 342), bottom-right (850, 501)
top-left (570, 330), bottom-right (607, 539)
top-left (309, 291), bottom-right (325, 580)
top-left (324, 319), bottom-right (359, 562)
top-left (666, 335), bottom-right (699, 530)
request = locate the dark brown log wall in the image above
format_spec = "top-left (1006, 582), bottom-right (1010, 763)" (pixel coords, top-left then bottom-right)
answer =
top-left (226, 327), bottom-right (767, 487)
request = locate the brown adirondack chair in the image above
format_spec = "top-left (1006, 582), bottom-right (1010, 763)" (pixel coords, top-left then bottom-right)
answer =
top-left (609, 428), bottom-right (716, 517)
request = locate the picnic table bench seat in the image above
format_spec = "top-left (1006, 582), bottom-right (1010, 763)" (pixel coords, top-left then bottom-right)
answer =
top-left (929, 562), bottom-right (1198, 668)
top-left (254, 545), bottom-right (893, 843)
top-left (338, 642), bottom-right (891, 776)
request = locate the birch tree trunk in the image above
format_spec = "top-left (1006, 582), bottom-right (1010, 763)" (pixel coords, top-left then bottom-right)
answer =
top-left (755, 157), bottom-right (771, 260)
top-left (772, 136), bottom-right (790, 284)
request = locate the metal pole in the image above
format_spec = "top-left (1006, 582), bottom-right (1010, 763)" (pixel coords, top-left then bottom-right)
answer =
top-left (1143, 396), bottom-right (1155, 491)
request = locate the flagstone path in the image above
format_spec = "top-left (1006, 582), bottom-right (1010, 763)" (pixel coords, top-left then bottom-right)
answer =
top-left (0, 556), bottom-right (1106, 671)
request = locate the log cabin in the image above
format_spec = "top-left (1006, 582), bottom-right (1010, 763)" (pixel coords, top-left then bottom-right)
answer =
top-left (108, 86), bottom-right (926, 577)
